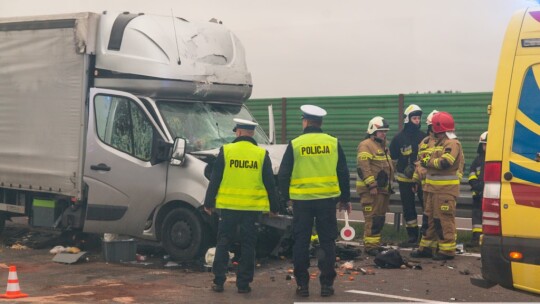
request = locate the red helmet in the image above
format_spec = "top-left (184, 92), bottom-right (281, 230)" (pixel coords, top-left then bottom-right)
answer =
top-left (431, 111), bottom-right (455, 133)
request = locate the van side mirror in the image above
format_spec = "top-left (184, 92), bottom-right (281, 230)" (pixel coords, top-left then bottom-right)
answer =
top-left (171, 137), bottom-right (187, 165)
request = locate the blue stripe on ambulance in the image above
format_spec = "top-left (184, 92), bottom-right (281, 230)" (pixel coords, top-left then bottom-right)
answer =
top-left (512, 122), bottom-right (540, 160)
top-left (510, 162), bottom-right (540, 184)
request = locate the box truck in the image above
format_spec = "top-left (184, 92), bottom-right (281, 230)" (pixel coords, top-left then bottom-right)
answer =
top-left (0, 11), bottom-right (288, 260)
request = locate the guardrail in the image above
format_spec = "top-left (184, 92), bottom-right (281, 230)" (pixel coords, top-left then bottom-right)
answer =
top-left (349, 174), bottom-right (473, 230)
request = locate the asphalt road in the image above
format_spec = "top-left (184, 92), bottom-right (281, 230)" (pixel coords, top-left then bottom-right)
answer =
top-left (0, 222), bottom-right (539, 303)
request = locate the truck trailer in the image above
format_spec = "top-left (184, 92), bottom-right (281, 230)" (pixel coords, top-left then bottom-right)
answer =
top-left (0, 11), bottom-right (288, 260)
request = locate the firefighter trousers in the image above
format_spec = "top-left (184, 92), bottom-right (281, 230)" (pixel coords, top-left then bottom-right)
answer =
top-left (472, 196), bottom-right (483, 234)
top-left (360, 192), bottom-right (389, 250)
top-left (398, 181), bottom-right (424, 228)
top-left (419, 192), bottom-right (457, 256)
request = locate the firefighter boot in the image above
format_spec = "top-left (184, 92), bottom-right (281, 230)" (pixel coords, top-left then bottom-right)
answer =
top-left (400, 227), bottom-right (419, 248)
top-left (465, 232), bottom-right (481, 248)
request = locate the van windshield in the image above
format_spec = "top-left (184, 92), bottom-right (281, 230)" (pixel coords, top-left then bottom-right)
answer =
top-left (156, 101), bottom-right (269, 152)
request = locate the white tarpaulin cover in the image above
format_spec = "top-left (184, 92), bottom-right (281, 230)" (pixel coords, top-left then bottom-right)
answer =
top-left (0, 13), bottom-right (98, 196)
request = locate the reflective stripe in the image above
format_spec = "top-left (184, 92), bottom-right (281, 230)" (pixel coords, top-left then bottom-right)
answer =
top-left (289, 185), bottom-right (341, 195)
top-left (396, 172), bottom-right (414, 183)
top-left (426, 174), bottom-right (459, 180)
top-left (442, 153), bottom-right (455, 163)
top-left (472, 227), bottom-right (483, 233)
top-left (364, 236), bottom-right (380, 244)
top-left (291, 175), bottom-right (337, 185)
top-left (420, 238), bottom-right (438, 248)
top-left (425, 178), bottom-right (460, 186)
top-left (218, 188), bottom-right (268, 196)
top-left (468, 172), bottom-right (478, 180)
top-left (439, 242), bottom-right (456, 251)
top-left (406, 219), bottom-right (418, 226)
top-left (356, 180), bottom-right (366, 187)
top-left (373, 155), bottom-right (390, 161)
top-left (358, 152), bottom-right (373, 160)
top-left (364, 176), bottom-right (375, 184)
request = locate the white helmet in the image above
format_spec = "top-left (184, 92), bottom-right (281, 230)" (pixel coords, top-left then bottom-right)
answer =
top-left (426, 110), bottom-right (439, 125)
top-left (404, 104), bottom-right (423, 123)
top-left (367, 116), bottom-right (390, 135)
top-left (479, 131), bottom-right (488, 143)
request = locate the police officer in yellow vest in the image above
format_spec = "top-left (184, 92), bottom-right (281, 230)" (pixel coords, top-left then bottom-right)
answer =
top-left (204, 118), bottom-right (279, 294)
top-left (278, 105), bottom-right (351, 298)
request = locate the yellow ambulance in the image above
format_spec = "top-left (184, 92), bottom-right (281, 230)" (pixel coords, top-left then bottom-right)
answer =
top-left (476, 7), bottom-right (540, 294)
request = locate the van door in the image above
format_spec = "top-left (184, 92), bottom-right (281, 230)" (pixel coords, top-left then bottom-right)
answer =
top-left (83, 88), bottom-right (169, 235)
top-left (501, 60), bottom-right (540, 239)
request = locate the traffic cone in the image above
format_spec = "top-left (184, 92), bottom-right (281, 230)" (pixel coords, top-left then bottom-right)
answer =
top-left (0, 266), bottom-right (28, 299)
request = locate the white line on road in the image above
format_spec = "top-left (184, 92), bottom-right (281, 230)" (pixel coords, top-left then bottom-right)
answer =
top-left (345, 289), bottom-right (447, 303)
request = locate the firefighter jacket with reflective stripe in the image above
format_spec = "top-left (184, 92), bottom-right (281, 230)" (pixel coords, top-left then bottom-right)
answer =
top-left (288, 133), bottom-right (341, 200)
top-left (356, 137), bottom-right (393, 194)
top-left (389, 124), bottom-right (426, 183)
top-left (215, 141), bottom-right (270, 211)
top-left (468, 152), bottom-right (485, 198)
top-left (413, 135), bottom-right (435, 186)
top-left (422, 137), bottom-right (464, 196)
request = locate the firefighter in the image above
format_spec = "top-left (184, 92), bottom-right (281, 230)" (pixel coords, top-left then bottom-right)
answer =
top-left (467, 131), bottom-right (487, 247)
top-left (357, 116), bottom-right (393, 256)
top-left (389, 104), bottom-right (427, 247)
top-left (278, 105), bottom-right (351, 298)
top-left (411, 111), bottom-right (464, 260)
top-left (204, 118), bottom-right (280, 294)
top-left (412, 110), bottom-right (439, 237)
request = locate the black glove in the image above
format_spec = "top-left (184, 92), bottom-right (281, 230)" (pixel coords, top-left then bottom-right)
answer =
top-left (403, 164), bottom-right (415, 179)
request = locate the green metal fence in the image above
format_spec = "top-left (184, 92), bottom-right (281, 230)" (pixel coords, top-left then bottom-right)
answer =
top-left (247, 92), bottom-right (492, 174)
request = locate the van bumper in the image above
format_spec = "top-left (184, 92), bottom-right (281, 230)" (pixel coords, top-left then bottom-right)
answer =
top-left (480, 235), bottom-right (514, 289)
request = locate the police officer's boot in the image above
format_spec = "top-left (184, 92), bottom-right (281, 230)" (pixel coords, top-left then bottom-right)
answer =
top-left (400, 227), bottom-right (419, 248)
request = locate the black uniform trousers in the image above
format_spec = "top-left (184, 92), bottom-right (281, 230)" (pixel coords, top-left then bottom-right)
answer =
top-left (212, 209), bottom-right (259, 288)
top-left (292, 198), bottom-right (337, 287)
top-left (398, 181), bottom-right (425, 230)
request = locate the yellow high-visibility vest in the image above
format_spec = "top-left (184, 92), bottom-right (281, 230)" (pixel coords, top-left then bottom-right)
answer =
top-left (290, 133), bottom-right (340, 200)
top-left (216, 141), bottom-right (269, 211)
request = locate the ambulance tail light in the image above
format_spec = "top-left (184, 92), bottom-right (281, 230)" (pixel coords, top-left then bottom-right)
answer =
top-left (482, 161), bottom-right (502, 235)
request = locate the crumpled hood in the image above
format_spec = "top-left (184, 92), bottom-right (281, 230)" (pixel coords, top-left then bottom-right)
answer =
top-left (190, 144), bottom-right (288, 174)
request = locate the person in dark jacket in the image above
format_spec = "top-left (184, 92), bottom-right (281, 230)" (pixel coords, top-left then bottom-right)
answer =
top-left (278, 105), bottom-right (351, 298)
top-left (389, 104), bottom-right (427, 247)
top-left (204, 118), bottom-right (279, 294)
top-left (467, 131), bottom-right (487, 247)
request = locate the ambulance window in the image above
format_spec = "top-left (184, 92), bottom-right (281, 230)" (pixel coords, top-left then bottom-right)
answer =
top-left (513, 66), bottom-right (540, 160)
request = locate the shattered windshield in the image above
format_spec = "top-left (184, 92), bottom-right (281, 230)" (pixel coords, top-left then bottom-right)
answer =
top-left (156, 101), bottom-right (269, 152)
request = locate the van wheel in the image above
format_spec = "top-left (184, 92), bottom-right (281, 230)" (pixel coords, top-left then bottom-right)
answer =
top-left (162, 208), bottom-right (207, 261)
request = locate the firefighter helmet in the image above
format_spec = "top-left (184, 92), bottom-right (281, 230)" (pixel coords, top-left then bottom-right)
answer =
top-left (367, 116), bottom-right (390, 135)
top-left (479, 131), bottom-right (488, 143)
top-left (403, 104), bottom-right (423, 123)
top-left (431, 111), bottom-right (455, 133)
top-left (426, 110), bottom-right (439, 125)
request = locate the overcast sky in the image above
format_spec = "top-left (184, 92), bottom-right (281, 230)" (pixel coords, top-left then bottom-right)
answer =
top-left (0, 0), bottom-right (538, 98)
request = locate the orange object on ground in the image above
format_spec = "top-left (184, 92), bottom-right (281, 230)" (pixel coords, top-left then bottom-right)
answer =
top-left (0, 266), bottom-right (28, 299)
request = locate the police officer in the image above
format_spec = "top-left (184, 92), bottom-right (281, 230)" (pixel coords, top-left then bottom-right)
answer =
top-left (278, 105), bottom-right (350, 298)
top-left (389, 105), bottom-right (427, 247)
top-left (204, 118), bottom-right (279, 294)
top-left (411, 112), bottom-right (464, 260)
top-left (467, 131), bottom-right (487, 247)
top-left (357, 116), bottom-right (393, 256)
